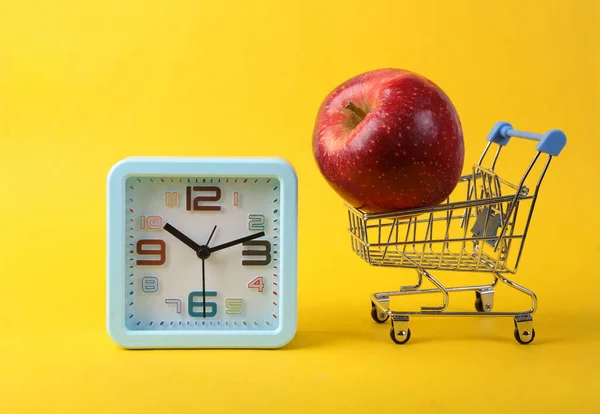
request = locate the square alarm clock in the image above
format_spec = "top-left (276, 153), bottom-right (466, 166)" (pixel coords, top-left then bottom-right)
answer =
top-left (106, 157), bottom-right (298, 349)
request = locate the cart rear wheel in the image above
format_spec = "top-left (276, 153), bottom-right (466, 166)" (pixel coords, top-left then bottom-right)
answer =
top-left (390, 326), bottom-right (411, 344)
top-left (474, 290), bottom-right (494, 312)
top-left (474, 295), bottom-right (485, 312)
top-left (371, 302), bottom-right (389, 323)
top-left (514, 327), bottom-right (536, 344)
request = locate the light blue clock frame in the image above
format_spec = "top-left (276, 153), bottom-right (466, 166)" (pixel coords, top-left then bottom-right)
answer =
top-left (106, 156), bottom-right (298, 349)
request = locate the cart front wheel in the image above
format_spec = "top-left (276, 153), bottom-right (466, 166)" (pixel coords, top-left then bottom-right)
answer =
top-left (514, 327), bottom-right (536, 345)
top-left (390, 326), bottom-right (411, 344)
top-left (371, 302), bottom-right (389, 323)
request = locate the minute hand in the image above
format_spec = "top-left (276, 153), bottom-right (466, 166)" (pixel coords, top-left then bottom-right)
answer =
top-left (209, 231), bottom-right (265, 253)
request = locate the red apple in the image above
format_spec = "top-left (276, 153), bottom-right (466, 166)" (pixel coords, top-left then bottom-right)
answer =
top-left (312, 68), bottom-right (465, 213)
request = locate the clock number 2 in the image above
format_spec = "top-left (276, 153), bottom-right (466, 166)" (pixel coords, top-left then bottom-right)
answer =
top-left (248, 214), bottom-right (265, 231)
top-left (186, 186), bottom-right (221, 211)
top-left (241, 241), bottom-right (271, 266)
top-left (136, 240), bottom-right (166, 265)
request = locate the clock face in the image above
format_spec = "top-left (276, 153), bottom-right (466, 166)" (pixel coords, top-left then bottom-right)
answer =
top-left (124, 175), bottom-right (281, 331)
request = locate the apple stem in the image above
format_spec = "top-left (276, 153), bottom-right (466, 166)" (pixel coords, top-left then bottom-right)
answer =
top-left (344, 101), bottom-right (367, 121)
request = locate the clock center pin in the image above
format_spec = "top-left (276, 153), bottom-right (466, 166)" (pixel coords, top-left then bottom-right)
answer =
top-left (196, 245), bottom-right (211, 260)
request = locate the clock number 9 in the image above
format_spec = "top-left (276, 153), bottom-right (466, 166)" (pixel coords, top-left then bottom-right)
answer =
top-left (186, 186), bottom-right (221, 211)
top-left (241, 241), bottom-right (271, 266)
top-left (136, 240), bottom-right (166, 265)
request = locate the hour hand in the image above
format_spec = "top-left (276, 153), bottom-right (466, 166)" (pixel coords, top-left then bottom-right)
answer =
top-left (163, 223), bottom-right (201, 252)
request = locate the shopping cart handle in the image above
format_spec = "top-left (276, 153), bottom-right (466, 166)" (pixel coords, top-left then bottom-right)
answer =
top-left (486, 121), bottom-right (567, 156)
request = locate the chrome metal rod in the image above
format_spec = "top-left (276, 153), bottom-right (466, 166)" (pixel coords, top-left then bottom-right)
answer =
top-left (420, 269), bottom-right (449, 312)
top-left (399, 269), bottom-right (423, 291)
top-left (495, 272), bottom-right (537, 314)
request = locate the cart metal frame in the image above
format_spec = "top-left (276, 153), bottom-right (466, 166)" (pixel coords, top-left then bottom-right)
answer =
top-left (346, 121), bottom-right (567, 344)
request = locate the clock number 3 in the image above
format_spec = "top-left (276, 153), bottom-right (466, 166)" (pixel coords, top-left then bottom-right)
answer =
top-left (186, 186), bottom-right (221, 211)
top-left (241, 241), bottom-right (271, 266)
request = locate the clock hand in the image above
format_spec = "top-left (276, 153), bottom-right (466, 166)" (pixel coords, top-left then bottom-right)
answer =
top-left (163, 223), bottom-right (202, 252)
top-left (209, 231), bottom-right (265, 253)
top-left (201, 258), bottom-right (206, 318)
top-left (206, 225), bottom-right (217, 245)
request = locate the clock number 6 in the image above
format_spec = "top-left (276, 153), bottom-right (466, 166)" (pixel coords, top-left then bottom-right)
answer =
top-left (241, 241), bottom-right (271, 266)
top-left (186, 186), bottom-right (221, 211)
top-left (188, 291), bottom-right (217, 317)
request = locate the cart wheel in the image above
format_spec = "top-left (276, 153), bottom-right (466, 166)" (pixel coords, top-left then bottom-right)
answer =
top-left (389, 326), bottom-right (411, 344)
top-left (474, 289), bottom-right (494, 312)
top-left (474, 295), bottom-right (484, 312)
top-left (514, 327), bottom-right (536, 345)
top-left (371, 302), bottom-right (389, 323)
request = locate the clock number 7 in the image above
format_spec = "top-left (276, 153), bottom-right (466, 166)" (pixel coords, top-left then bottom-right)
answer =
top-left (186, 186), bottom-right (221, 211)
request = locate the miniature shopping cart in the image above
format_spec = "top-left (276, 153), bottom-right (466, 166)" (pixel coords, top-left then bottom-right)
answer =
top-left (346, 121), bottom-right (567, 345)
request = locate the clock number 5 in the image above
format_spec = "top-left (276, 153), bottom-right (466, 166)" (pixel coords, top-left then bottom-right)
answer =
top-left (186, 186), bottom-right (221, 211)
top-left (136, 240), bottom-right (166, 265)
top-left (242, 241), bottom-right (271, 266)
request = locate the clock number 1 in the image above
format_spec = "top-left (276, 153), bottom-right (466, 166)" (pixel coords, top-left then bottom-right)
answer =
top-left (186, 186), bottom-right (221, 211)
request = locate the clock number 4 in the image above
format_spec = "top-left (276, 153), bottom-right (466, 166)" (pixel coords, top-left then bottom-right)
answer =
top-left (186, 186), bottom-right (221, 211)
top-left (136, 240), bottom-right (166, 265)
top-left (241, 241), bottom-right (271, 266)
top-left (247, 276), bottom-right (265, 293)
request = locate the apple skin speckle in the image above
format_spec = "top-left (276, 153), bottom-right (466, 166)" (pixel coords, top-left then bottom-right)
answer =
top-left (312, 68), bottom-right (464, 213)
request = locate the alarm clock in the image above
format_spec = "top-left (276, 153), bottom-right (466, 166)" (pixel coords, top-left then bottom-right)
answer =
top-left (106, 156), bottom-right (298, 349)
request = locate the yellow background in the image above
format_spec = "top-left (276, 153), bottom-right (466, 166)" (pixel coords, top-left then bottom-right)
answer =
top-left (1, 1), bottom-right (598, 412)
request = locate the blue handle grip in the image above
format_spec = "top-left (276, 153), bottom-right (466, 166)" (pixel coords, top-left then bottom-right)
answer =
top-left (486, 121), bottom-right (567, 156)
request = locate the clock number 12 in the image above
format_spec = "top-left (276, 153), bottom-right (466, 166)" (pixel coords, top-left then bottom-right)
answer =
top-left (186, 186), bottom-right (221, 211)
